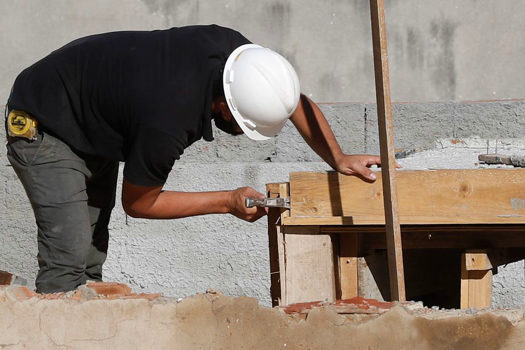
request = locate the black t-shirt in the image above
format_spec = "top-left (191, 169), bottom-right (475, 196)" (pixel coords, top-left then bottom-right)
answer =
top-left (8, 25), bottom-right (251, 186)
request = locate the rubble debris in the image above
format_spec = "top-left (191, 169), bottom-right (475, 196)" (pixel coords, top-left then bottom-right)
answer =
top-left (2, 283), bottom-right (525, 349)
top-left (479, 154), bottom-right (525, 167)
top-left (0, 270), bottom-right (27, 286)
top-left (282, 296), bottom-right (401, 314)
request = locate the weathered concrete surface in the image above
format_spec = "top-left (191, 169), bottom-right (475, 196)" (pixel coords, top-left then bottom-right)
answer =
top-left (1, 0), bottom-right (525, 104)
top-left (1, 101), bottom-right (525, 308)
top-left (1, 285), bottom-right (525, 349)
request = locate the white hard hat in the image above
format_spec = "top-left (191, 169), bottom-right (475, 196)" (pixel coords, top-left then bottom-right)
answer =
top-left (223, 44), bottom-right (301, 141)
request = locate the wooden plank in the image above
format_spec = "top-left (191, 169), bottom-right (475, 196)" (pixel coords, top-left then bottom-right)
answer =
top-left (283, 215), bottom-right (525, 225)
top-left (278, 182), bottom-right (291, 306)
top-left (468, 270), bottom-right (492, 308)
top-left (266, 183), bottom-right (285, 307)
top-left (461, 251), bottom-right (492, 309)
top-left (338, 233), bottom-right (359, 299)
top-left (284, 231), bottom-right (336, 304)
top-left (358, 230), bottom-right (525, 250)
top-left (289, 169), bottom-right (525, 224)
top-left (318, 225), bottom-right (525, 250)
top-left (460, 255), bottom-right (469, 309)
top-left (370, 0), bottom-right (405, 302)
top-left (276, 225), bottom-right (287, 306)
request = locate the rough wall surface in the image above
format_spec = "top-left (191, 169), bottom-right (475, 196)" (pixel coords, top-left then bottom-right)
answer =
top-left (1, 0), bottom-right (524, 103)
top-left (2, 101), bottom-right (525, 308)
top-left (2, 286), bottom-right (525, 350)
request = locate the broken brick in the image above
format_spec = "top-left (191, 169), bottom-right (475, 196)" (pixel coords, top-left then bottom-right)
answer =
top-left (7, 286), bottom-right (38, 301)
top-left (86, 281), bottom-right (132, 298)
top-left (0, 270), bottom-right (13, 285)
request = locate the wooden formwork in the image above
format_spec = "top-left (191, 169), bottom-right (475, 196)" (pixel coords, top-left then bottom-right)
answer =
top-left (267, 169), bottom-right (525, 309)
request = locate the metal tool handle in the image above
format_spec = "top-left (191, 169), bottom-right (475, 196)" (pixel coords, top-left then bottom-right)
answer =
top-left (245, 197), bottom-right (290, 209)
top-left (245, 197), bottom-right (264, 208)
top-left (244, 197), bottom-right (263, 208)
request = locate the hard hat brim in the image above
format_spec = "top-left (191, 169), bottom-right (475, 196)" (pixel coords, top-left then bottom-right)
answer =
top-left (223, 44), bottom-right (274, 141)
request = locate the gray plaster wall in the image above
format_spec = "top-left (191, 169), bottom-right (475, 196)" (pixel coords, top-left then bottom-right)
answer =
top-left (1, 0), bottom-right (524, 104)
top-left (2, 101), bottom-right (525, 308)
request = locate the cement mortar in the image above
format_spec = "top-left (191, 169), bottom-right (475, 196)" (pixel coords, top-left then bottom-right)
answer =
top-left (1, 101), bottom-right (525, 308)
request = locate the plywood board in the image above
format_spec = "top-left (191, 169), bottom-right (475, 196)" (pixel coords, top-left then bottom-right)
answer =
top-left (284, 232), bottom-right (336, 304)
top-left (289, 169), bottom-right (525, 224)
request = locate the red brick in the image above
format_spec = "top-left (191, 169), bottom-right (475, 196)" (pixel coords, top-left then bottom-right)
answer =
top-left (86, 282), bottom-right (132, 297)
top-left (0, 270), bottom-right (13, 285)
top-left (120, 293), bottom-right (162, 301)
top-left (8, 286), bottom-right (38, 301)
top-left (282, 296), bottom-right (395, 315)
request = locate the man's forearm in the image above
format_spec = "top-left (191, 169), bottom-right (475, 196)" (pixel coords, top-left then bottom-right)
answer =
top-left (126, 188), bottom-right (231, 219)
top-left (122, 180), bottom-right (267, 221)
top-left (290, 94), bottom-right (344, 169)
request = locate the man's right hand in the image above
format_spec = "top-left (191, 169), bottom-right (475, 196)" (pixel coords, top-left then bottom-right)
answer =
top-left (228, 187), bottom-right (268, 222)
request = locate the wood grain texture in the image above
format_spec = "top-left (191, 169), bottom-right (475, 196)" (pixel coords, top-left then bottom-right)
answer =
top-left (284, 232), bottom-right (336, 304)
top-left (289, 169), bottom-right (525, 224)
top-left (465, 251), bottom-right (493, 271)
top-left (337, 234), bottom-right (359, 299)
top-left (461, 251), bottom-right (492, 309)
top-left (370, 0), bottom-right (405, 302)
top-left (266, 183), bottom-right (284, 307)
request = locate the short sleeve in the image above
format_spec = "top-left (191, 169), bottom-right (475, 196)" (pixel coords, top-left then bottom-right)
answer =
top-left (123, 127), bottom-right (185, 186)
top-left (228, 29), bottom-right (252, 50)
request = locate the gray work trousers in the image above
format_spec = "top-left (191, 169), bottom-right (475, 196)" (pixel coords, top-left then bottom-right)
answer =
top-left (6, 131), bottom-right (118, 293)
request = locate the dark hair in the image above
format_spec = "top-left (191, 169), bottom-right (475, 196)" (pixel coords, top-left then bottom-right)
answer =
top-left (212, 68), bottom-right (224, 99)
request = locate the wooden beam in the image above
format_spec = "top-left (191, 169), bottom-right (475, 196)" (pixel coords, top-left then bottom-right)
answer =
top-left (337, 233), bottom-right (359, 299)
top-left (289, 169), bottom-right (525, 224)
top-left (369, 0), bottom-right (405, 301)
top-left (266, 183), bottom-right (283, 307)
top-left (266, 183), bottom-right (291, 306)
top-left (461, 251), bottom-right (492, 309)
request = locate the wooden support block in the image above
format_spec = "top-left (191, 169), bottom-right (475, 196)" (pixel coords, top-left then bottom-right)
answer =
top-left (465, 251), bottom-right (493, 271)
top-left (337, 233), bottom-right (359, 299)
top-left (284, 231), bottom-right (336, 304)
top-left (460, 251), bottom-right (492, 309)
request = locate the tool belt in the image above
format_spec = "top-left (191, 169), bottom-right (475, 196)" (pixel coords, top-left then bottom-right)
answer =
top-left (6, 110), bottom-right (38, 141)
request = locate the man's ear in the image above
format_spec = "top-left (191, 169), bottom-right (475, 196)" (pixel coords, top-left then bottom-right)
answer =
top-left (218, 99), bottom-right (233, 122)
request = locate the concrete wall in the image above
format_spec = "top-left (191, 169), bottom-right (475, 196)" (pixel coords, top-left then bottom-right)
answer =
top-left (1, 0), bottom-right (524, 104)
top-left (2, 100), bottom-right (525, 307)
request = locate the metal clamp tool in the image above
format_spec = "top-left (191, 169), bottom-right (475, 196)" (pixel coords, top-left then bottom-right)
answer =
top-left (245, 197), bottom-right (290, 209)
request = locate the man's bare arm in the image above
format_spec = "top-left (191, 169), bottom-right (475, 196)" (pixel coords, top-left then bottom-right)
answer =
top-left (122, 180), bottom-right (267, 221)
top-left (290, 94), bottom-right (382, 181)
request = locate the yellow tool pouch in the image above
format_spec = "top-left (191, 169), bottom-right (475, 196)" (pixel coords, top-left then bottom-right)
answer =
top-left (7, 110), bottom-right (38, 140)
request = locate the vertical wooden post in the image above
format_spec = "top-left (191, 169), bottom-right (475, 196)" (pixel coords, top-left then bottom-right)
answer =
top-left (267, 183), bottom-right (291, 306)
top-left (338, 233), bottom-right (359, 299)
top-left (369, 0), bottom-right (406, 301)
top-left (461, 251), bottom-right (493, 309)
